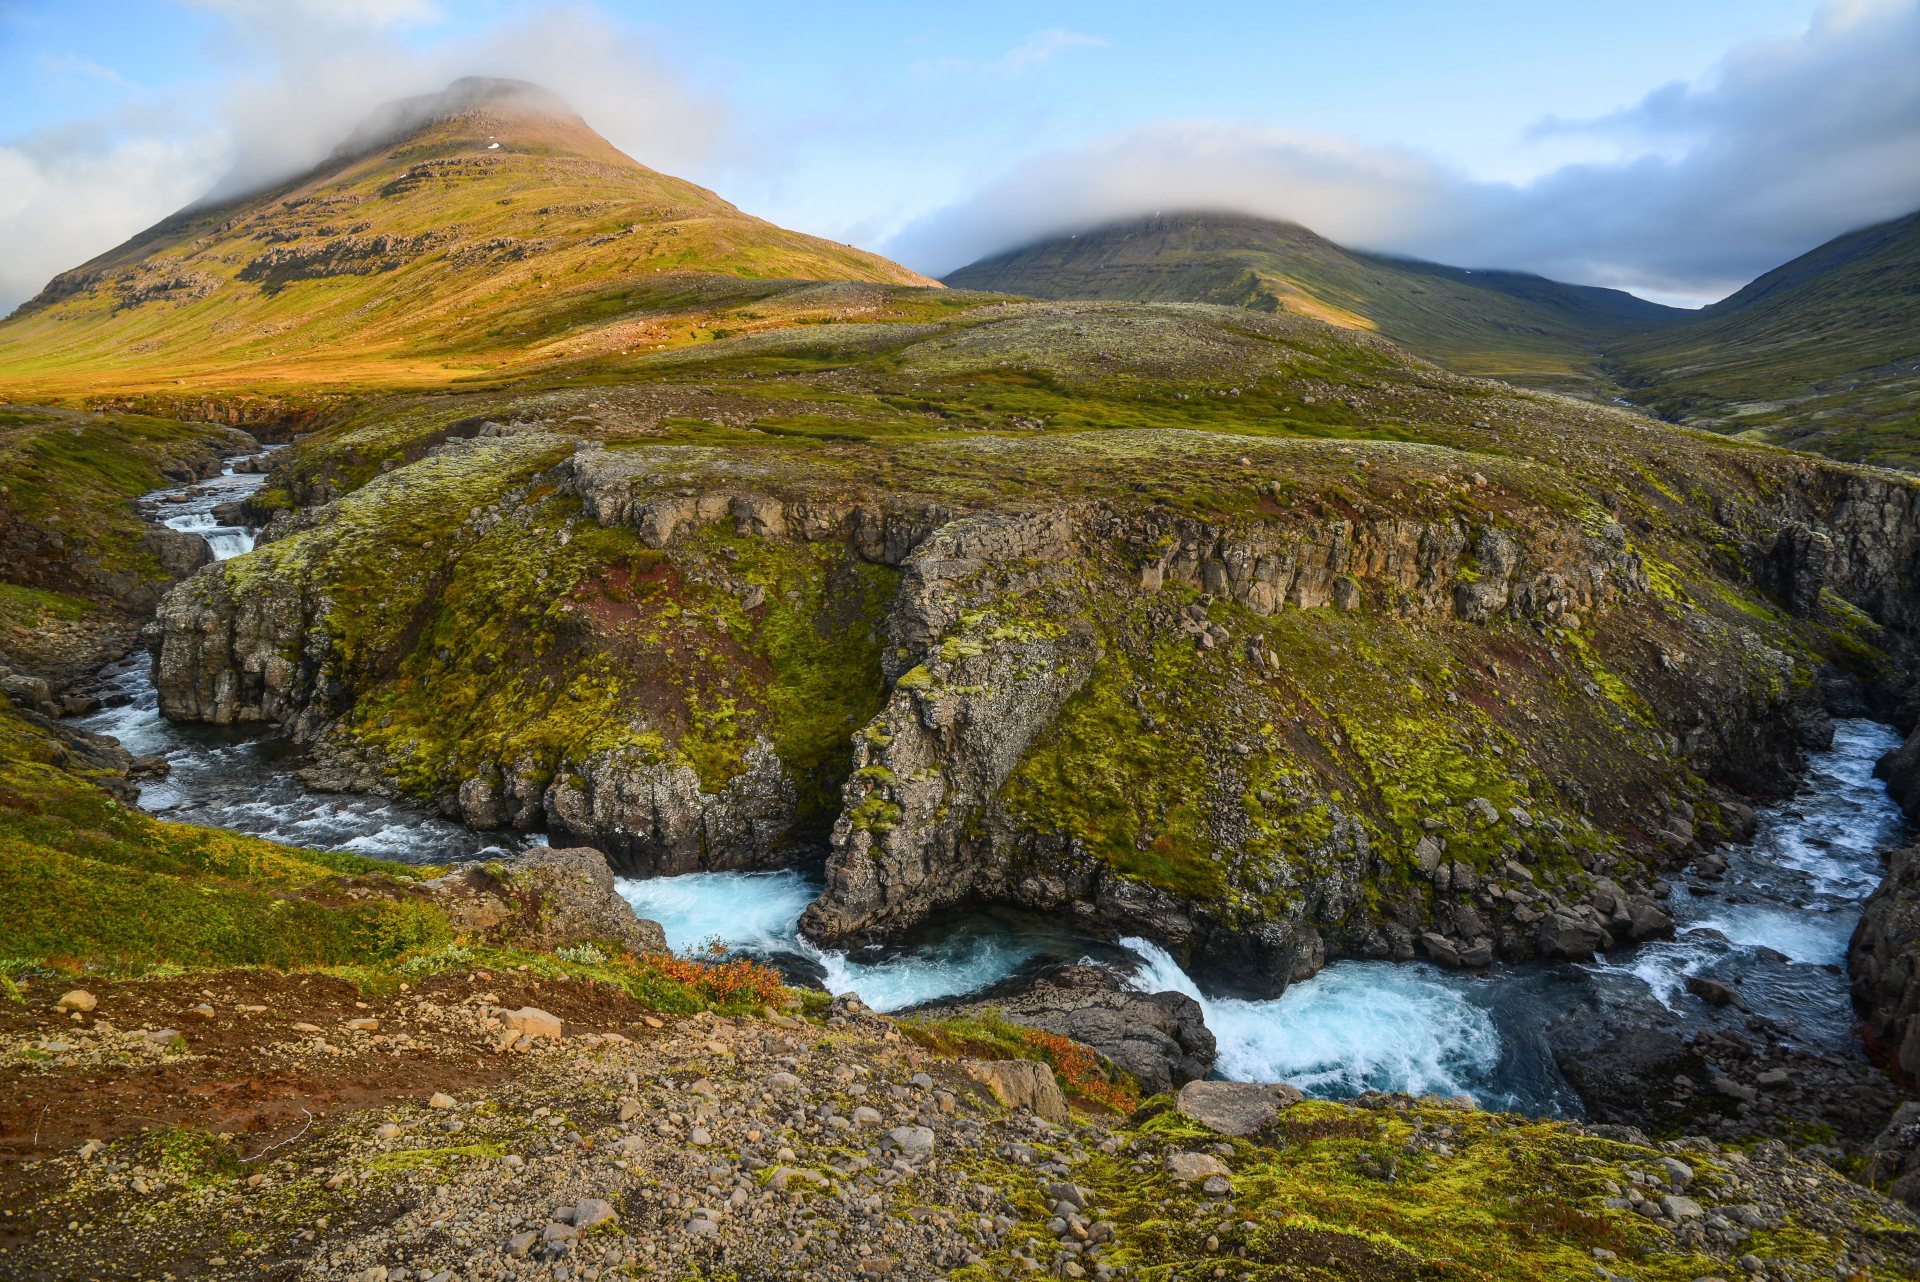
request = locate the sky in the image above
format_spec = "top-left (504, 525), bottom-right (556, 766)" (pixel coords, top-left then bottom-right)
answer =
top-left (1, 0), bottom-right (1917, 313)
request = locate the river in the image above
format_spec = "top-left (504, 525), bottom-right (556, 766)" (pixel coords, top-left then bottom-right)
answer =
top-left (77, 464), bottom-right (1911, 1115)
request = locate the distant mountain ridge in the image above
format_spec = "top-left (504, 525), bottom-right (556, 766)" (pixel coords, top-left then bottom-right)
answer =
top-left (1609, 208), bottom-right (1920, 467)
top-left (942, 212), bottom-right (1687, 388)
top-left (0, 77), bottom-right (936, 398)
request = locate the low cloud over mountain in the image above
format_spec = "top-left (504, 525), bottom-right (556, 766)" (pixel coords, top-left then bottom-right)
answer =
top-left (0, 3), bottom-right (725, 315)
top-left (887, 0), bottom-right (1920, 305)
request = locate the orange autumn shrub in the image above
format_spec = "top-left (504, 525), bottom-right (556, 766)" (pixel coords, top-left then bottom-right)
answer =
top-left (644, 949), bottom-right (788, 1011)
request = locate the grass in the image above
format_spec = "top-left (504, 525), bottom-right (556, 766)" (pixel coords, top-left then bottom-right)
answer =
top-left (0, 407), bottom-right (248, 605)
top-left (0, 699), bottom-right (451, 971)
top-left (0, 696), bottom-right (792, 1014)
top-left (942, 211), bottom-right (1687, 385)
top-left (139, 293), bottom-right (1915, 963)
top-left (1611, 208), bottom-right (1920, 468)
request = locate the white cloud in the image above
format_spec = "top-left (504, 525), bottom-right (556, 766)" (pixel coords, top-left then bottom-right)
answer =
top-left (1000, 29), bottom-right (1108, 74)
top-left (34, 53), bottom-right (131, 86)
top-left (913, 26), bottom-right (1109, 80)
top-left (888, 0), bottom-right (1920, 304)
top-left (180, 0), bottom-right (441, 29)
top-left (0, 127), bottom-right (228, 313)
top-left (0, 3), bottom-right (728, 313)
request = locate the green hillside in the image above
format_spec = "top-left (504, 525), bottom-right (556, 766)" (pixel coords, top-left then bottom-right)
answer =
top-left (942, 212), bottom-right (1686, 390)
top-left (1610, 208), bottom-right (1920, 468)
top-left (0, 77), bottom-right (936, 405)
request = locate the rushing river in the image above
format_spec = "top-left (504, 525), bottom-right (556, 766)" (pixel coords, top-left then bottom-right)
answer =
top-left (614, 721), bottom-right (1906, 1115)
top-left (76, 460), bottom-right (537, 865)
top-left (83, 464), bottom-right (1911, 1115)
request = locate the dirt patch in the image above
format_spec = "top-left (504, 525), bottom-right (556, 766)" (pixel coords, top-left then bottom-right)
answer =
top-left (0, 967), bottom-right (676, 1166)
top-left (1255, 1227), bottom-right (1426, 1279)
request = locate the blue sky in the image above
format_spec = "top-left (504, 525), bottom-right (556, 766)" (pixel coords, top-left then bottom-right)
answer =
top-left (2, 0), bottom-right (1917, 311)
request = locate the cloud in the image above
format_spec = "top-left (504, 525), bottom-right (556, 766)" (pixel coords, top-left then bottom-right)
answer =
top-left (0, 2), bottom-right (727, 313)
top-left (197, 2), bottom-right (728, 202)
top-left (34, 53), bottom-right (132, 86)
top-left (181, 0), bottom-right (442, 28)
top-left (1000, 29), bottom-right (1108, 74)
top-left (887, 0), bottom-right (1920, 304)
top-left (914, 26), bottom-right (1108, 80)
top-left (0, 124), bottom-right (227, 314)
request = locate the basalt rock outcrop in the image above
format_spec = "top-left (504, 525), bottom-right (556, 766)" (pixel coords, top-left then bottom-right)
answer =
top-left (1558, 1021), bottom-right (1905, 1159)
top-left (1851, 841), bottom-right (1920, 1072)
top-left (143, 321), bottom-right (1920, 1002)
top-left (415, 845), bottom-right (669, 956)
top-left (1874, 719), bottom-right (1920, 825)
top-left (917, 965), bottom-right (1215, 1097)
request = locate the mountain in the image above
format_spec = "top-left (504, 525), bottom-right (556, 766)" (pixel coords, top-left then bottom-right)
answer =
top-left (941, 211), bottom-right (1687, 390)
top-left (0, 78), bottom-right (936, 400)
top-left (1609, 208), bottom-right (1920, 467)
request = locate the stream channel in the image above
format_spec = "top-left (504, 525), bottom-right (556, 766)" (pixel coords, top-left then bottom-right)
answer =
top-left (74, 463), bottom-right (1912, 1116)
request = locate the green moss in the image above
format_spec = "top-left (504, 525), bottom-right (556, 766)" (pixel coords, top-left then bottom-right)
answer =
top-left (0, 410), bottom-right (241, 600)
top-left (1004, 635), bottom-right (1225, 900)
top-left (0, 700), bottom-right (452, 971)
top-left (0, 583), bottom-right (96, 625)
top-left (935, 1095), bottom-right (1881, 1282)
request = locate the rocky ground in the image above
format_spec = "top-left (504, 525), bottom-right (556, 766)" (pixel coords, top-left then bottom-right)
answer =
top-left (6, 970), bottom-right (1920, 1282)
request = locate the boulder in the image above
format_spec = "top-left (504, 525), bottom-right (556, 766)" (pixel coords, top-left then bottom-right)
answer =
top-left (962, 1058), bottom-right (1069, 1122)
top-left (0, 672), bottom-right (52, 709)
top-left (1552, 1031), bottom-right (1716, 1133)
top-left (1164, 1151), bottom-right (1230, 1181)
top-left (888, 1126), bottom-right (935, 1160)
top-left (420, 846), bottom-right (667, 955)
top-left (1659, 1195), bottom-right (1704, 1220)
top-left (1534, 911), bottom-right (1608, 961)
top-left (499, 1007), bottom-right (562, 1041)
top-left (1684, 976), bottom-right (1749, 1011)
top-left (137, 525), bottom-right (213, 582)
top-left (1419, 932), bottom-right (1462, 968)
top-left (1043, 1181), bottom-right (1090, 1210)
top-left (918, 965), bottom-right (1214, 1095)
top-left (572, 1198), bottom-right (618, 1230)
top-left (1626, 895), bottom-right (1676, 941)
top-left (1175, 1080), bottom-right (1303, 1137)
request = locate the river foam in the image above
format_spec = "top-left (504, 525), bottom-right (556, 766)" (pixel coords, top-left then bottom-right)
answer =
top-left (613, 870), bottom-right (1126, 1013)
top-left (1120, 936), bottom-right (1506, 1101)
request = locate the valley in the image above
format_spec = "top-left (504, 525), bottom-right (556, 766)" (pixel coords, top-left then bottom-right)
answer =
top-left (943, 211), bottom-right (1920, 471)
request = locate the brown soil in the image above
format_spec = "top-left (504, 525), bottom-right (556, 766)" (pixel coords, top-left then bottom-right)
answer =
top-left (0, 967), bottom-right (673, 1166)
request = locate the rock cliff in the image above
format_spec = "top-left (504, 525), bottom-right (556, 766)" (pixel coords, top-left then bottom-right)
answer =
top-left (1851, 841), bottom-right (1920, 1073)
top-left (143, 300), bottom-right (1920, 1000)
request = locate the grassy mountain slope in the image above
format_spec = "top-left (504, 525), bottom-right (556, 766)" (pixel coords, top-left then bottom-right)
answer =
top-left (0, 78), bottom-right (935, 403)
top-left (1611, 208), bottom-right (1920, 468)
top-left (941, 212), bottom-right (1685, 388)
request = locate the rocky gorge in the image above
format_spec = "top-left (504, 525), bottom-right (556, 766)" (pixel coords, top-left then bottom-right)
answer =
top-left (143, 319), bottom-right (1920, 1002)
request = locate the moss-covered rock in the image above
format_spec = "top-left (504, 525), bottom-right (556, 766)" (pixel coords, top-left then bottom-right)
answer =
top-left (145, 300), bottom-right (1920, 995)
